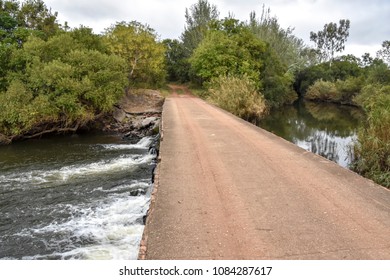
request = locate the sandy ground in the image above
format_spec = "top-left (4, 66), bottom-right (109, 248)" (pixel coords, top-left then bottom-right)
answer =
top-left (141, 86), bottom-right (390, 260)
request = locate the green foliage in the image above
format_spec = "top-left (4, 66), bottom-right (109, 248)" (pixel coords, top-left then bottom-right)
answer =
top-left (16, 0), bottom-right (59, 38)
top-left (190, 18), bottom-right (295, 107)
top-left (104, 21), bottom-right (166, 88)
top-left (181, 0), bottom-right (219, 56)
top-left (258, 46), bottom-right (297, 106)
top-left (0, 1), bottom-right (18, 39)
top-left (294, 63), bottom-right (332, 96)
top-left (353, 85), bottom-right (390, 187)
top-left (310, 19), bottom-right (350, 63)
top-left (294, 60), bottom-right (362, 96)
top-left (248, 6), bottom-right (310, 72)
top-left (0, 33), bottom-right (128, 138)
top-left (365, 60), bottom-right (390, 85)
top-left (335, 76), bottom-right (365, 103)
top-left (69, 26), bottom-right (108, 53)
top-left (164, 0), bottom-right (220, 83)
top-left (0, 0), bottom-right (60, 91)
top-left (306, 76), bottom-right (364, 104)
top-left (163, 39), bottom-right (190, 82)
top-left (1, 4), bottom-right (170, 142)
top-left (0, 79), bottom-right (55, 135)
top-left (207, 75), bottom-right (267, 120)
top-left (190, 26), bottom-right (262, 84)
top-left (305, 80), bottom-right (339, 102)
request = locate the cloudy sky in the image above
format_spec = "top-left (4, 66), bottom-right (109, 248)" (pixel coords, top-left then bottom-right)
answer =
top-left (44, 0), bottom-right (389, 57)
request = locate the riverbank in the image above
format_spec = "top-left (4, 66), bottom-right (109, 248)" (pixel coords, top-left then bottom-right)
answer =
top-left (0, 89), bottom-right (164, 145)
top-left (99, 89), bottom-right (164, 140)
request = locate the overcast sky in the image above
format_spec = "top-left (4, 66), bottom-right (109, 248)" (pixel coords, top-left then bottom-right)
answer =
top-left (44, 0), bottom-right (389, 57)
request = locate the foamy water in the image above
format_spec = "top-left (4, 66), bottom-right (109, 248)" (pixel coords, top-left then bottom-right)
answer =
top-left (0, 135), bottom-right (158, 260)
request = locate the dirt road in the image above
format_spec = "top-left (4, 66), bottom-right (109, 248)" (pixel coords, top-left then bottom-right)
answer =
top-left (141, 86), bottom-right (390, 259)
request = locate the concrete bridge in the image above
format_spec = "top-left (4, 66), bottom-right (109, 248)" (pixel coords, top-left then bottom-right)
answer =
top-left (139, 87), bottom-right (390, 260)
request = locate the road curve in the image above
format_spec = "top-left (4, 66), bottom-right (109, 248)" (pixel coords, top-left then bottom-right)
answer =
top-left (141, 87), bottom-right (390, 260)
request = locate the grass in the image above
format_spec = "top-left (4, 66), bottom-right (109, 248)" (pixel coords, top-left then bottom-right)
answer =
top-left (352, 85), bottom-right (390, 188)
top-left (207, 75), bottom-right (267, 121)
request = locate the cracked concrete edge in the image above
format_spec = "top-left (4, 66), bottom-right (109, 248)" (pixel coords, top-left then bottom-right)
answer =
top-left (138, 101), bottom-right (165, 260)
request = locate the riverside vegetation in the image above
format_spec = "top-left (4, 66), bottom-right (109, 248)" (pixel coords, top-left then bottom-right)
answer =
top-left (1, 0), bottom-right (389, 187)
top-left (0, 0), bottom-right (166, 144)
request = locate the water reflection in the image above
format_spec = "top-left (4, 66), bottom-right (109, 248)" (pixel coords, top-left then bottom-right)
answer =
top-left (258, 100), bottom-right (364, 168)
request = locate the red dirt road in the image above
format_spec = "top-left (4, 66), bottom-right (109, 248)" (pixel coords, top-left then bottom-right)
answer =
top-left (141, 86), bottom-right (390, 259)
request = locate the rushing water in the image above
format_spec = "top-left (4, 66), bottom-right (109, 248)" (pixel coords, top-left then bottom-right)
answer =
top-left (258, 100), bottom-right (364, 168)
top-left (0, 134), bottom-right (158, 260)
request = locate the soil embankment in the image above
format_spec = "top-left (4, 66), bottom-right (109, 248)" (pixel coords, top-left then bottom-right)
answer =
top-left (140, 86), bottom-right (390, 260)
top-left (101, 89), bottom-right (164, 140)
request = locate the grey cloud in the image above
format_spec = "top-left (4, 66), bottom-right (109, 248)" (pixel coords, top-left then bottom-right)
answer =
top-left (47, 0), bottom-right (128, 21)
top-left (45, 0), bottom-right (389, 54)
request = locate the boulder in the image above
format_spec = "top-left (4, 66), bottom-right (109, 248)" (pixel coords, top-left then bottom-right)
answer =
top-left (113, 107), bottom-right (126, 123)
top-left (140, 117), bottom-right (159, 129)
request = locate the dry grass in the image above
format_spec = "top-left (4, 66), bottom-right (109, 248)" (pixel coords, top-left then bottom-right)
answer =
top-left (207, 75), bottom-right (267, 121)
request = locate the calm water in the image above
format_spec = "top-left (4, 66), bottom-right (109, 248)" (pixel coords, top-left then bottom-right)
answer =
top-left (258, 101), bottom-right (364, 168)
top-left (0, 134), bottom-right (158, 260)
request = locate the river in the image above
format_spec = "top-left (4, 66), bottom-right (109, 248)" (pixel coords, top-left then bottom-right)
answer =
top-left (257, 100), bottom-right (364, 168)
top-left (0, 134), bottom-right (158, 260)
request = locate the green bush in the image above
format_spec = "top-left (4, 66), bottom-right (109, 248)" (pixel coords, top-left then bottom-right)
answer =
top-left (207, 75), bottom-right (267, 120)
top-left (305, 77), bottom-right (364, 105)
top-left (0, 34), bottom-right (128, 140)
top-left (305, 80), bottom-right (340, 102)
top-left (294, 60), bottom-right (362, 96)
top-left (335, 76), bottom-right (364, 104)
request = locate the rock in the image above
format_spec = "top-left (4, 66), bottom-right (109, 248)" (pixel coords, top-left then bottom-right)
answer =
top-left (113, 107), bottom-right (126, 123)
top-left (140, 117), bottom-right (159, 129)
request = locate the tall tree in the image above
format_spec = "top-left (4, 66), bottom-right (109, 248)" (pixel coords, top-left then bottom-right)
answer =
top-left (310, 19), bottom-right (350, 63)
top-left (104, 21), bottom-right (166, 88)
top-left (181, 0), bottom-right (219, 56)
top-left (248, 6), bottom-right (307, 71)
top-left (17, 0), bottom-right (59, 38)
top-left (361, 52), bottom-right (374, 67)
top-left (0, 0), bottom-right (19, 39)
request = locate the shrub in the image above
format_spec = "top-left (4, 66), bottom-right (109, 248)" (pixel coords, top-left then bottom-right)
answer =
top-left (305, 80), bottom-right (340, 102)
top-left (207, 75), bottom-right (267, 120)
top-left (335, 76), bottom-right (364, 104)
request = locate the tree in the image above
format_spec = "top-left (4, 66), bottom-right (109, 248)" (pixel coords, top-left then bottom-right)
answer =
top-left (181, 0), bottom-right (219, 56)
top-left (163, 39), bottom-right (190, 82)
top-left (0, 0), bottom-right (19, 40)
top-left (69, 26), bottom-right (108, 53)
top-left (310, 19), bottom-right (350, 63)
top-left (361, 52), bottom-right (374, 67)
top-left (377, 40), bottom-right (390, 66)
top-left (104, 21), bottom-right (166, 88)
top-left (190, 19), bottom-right (265, 86)
top-left (248, 6), bottom-right (308, 71)
top-left (16, 0), bottom-right (59, 38)
top-left (190, 18), bottom-right (296, 107)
